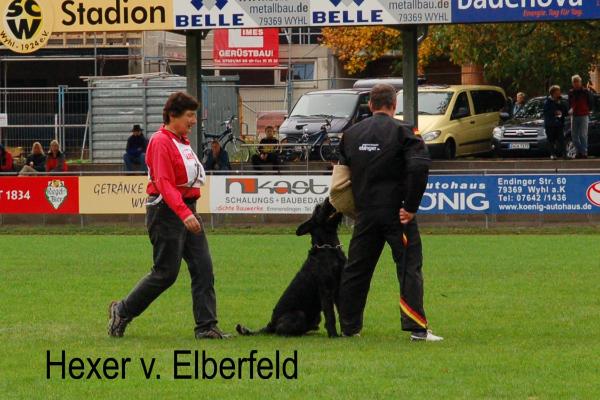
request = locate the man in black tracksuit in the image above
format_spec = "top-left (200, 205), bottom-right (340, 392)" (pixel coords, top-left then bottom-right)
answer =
top-left (338, 84), bottom-right (443, 341)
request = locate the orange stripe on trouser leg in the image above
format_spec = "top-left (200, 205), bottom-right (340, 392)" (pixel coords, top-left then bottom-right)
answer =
top-left (402, 233), bottom-right (408, 247)
top-left (399, 297), bottom-right (427, 329)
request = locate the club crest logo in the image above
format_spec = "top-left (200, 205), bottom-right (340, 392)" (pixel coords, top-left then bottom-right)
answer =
top-left (190, 0), bottom-right (228, 11)
top-left (45, 179), bottom-right (68, 210)
top-left (586, 181), bottom-right (600, 207)
top-left (329, 0), bottom-right (365, 6)
top-left (0, 0), bottom-right (53, 54)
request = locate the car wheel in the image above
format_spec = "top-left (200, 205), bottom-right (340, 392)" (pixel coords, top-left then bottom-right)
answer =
top-left (443, 140), bottom-right (456, 160)
top-left (565, 137), bottom-right (577, 159)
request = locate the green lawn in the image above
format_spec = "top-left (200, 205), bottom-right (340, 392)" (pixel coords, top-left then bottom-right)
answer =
top-left (1, 234), bottom-right (600, 399)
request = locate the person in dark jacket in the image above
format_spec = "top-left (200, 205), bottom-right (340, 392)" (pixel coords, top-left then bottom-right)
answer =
top-left (251, 127), bottom-right (279, 170)
top-left (337, 84), bottom-right (442, 342)
top-left (45, 140), bottom-right (67, 172)
top-left (123, 124), bottom-right (148, 172)
top-left (543, 85), bottom-right (569, 160)
top-left (568, 75), bottom-right (593, 158)
top-left (0, 143), bottom-right (14, 172)
top-left (204, 140), bottom-right (231, 170)
top-left (19, 142), bottom-right (46, 175)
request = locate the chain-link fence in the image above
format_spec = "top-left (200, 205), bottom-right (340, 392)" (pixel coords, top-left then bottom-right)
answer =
top-left (0, 77), bottom-right (357, 163)
top-left (0, 87), bottom-right (89, 160)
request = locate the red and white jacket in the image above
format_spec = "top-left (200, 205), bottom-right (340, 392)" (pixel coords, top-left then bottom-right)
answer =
top-left (146, 126), bottom-right (205, 222)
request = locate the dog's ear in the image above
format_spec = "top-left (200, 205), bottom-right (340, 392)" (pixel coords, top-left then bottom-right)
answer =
top-left (296, 220), bottom-right (313, 236)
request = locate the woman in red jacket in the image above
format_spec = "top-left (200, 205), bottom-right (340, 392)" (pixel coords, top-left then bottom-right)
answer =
top-left (45, 140), bottom-right (68, 172)
top-left (108, 92), bottom-right (229, 339)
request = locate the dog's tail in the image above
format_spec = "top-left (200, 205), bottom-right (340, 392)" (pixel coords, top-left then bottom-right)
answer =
top-left (236, 324), bottom-right (261, 336)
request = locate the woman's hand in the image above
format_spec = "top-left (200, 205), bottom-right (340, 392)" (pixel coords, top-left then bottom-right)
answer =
top-left (183, 215), bottom-right (202, 234)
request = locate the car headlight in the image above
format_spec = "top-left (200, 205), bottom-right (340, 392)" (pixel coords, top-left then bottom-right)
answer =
top-left (421, 130), bottom-right (441, 142)
top-left (493, 127), bottom-right (504, 140)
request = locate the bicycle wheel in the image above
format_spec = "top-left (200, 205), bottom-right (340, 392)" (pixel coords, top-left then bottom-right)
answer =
top-left (319, 137), bottom-right (341, 162)
top-left (224, 138), bottom-right (249, 163)
top-left (280, 137), bottom-right (304, 162)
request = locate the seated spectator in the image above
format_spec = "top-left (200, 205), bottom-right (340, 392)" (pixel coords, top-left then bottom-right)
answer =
top-left (19, 142), bottom-right (46, 175)
top-left (251, 127), bottom-right (279, 170)
top-left (123, 124), bottom-right (148, 172)
top-left (0, 143), bottom-right (14, 172)
top-left (204, 140), bottom-right (231, 171)
top-left (46, 140), bottom-right (68, 173)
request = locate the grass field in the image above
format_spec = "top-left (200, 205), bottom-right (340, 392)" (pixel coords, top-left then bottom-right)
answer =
top-left (2, 233), bottom-right (600, 399)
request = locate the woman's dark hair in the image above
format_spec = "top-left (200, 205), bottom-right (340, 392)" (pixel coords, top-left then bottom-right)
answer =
top-left (163, 92), bottom-right (199, 124)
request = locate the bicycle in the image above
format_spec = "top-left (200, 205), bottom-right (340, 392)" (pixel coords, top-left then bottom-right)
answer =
top-left (280, 118), bottom-right (341, 162)
top-left (201, 115), bottom-right (249, 163)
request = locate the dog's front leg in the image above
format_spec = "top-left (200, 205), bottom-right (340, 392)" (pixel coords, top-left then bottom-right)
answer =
top-left (318, 286), bottom-right (339, 338)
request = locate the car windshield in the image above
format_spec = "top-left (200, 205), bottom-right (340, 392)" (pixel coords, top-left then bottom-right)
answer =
top-left (290, 93), bottom-right (358, 118)
top-left (395, 91), bottom-right (453, 115)
top-left (515, 99), bottom-right (544, 119)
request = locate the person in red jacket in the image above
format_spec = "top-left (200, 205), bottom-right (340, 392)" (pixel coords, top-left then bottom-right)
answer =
top-left (0, 144), bottom-right (14, 172)
top-left (45, 140), bottom-right (68, 172)
top-left (568, 74), bottom-right (593, 158)
top-left (108, 92), bottom-right (230, 339)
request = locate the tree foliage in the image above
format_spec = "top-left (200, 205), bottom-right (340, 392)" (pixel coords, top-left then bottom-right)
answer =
top-left (322, 22), bottom-right (600, 95)
top-left (321, 27), bottom-right (401, 75)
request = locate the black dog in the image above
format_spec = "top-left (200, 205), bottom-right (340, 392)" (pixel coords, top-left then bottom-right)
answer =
top-left (236, 199), bottom-right (346, 338)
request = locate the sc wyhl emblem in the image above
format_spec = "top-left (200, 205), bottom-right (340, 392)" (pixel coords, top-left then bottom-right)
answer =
top-left (176, 0), bottom-right (243, 27)
top-left (313, 0), bottom-right (384, 24)
top-left (0, 0), bottom-right (54, 53)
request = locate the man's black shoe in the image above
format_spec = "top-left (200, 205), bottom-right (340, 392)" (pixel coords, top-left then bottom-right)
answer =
top-left (108, 301), bottom-right (131, 338)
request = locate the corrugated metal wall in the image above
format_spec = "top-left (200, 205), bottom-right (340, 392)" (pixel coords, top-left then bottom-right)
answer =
top-left (89, 75), bottom-right (242, 163)
top-left (89, 75), bottom-right (186, 163)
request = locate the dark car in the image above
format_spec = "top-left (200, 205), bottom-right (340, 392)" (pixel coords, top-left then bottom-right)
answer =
top-left (278, 89), bottom-right (372, 142)
top-left (279, 78), bottom-right (418, 142)
top-left (492, 95), bottom-right (600, 158)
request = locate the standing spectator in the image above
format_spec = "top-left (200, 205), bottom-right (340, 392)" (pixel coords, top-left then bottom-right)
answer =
top-left (19, 142), bottom-right (46, 175)
top-left (123, 124), bottom-right (148, 172)
top-left (337, 84), bottom-right (442, 341)
top-left (543, 86), bottom-right (568, 160)
top-left (512, 92), bottom-right (526, 116)
top-left (0, 143), bottom-right (14, 172)
top-left (204, 140), bottom-right (231, 171)
top-left (251, 126), bottom-right (279, 170)
top-left (569, 74), bottom-right (593, 159)
top-left (45, 140), bottom-right (68, 172)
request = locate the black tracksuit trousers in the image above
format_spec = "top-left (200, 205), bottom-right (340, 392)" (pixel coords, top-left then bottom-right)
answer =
top-left (118, 199), bottom-right (218, 334)
top-left (339, 208), bottom-right (427, 335)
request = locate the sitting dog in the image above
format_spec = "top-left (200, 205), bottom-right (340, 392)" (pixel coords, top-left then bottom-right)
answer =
top-left (236, 199), bottom-right (346, 338)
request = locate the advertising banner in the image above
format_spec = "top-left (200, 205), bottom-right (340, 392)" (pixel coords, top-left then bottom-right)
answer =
top-left (0, 176), bottom-right (79, 214)
top-left (3, 0), bottom-right (600, 54)
top-left (421, 174), bottom-right (600, 214)
top-left (209, 175), bottom-right (330, 214)
top-left (451, 0), bottom-right (600, 24)
top-left (1, 174), bottom-right (599, 215)
top-left (213, 28), bottom-right (279, 67)
top-left (78, 176), bottom-right (210, 214)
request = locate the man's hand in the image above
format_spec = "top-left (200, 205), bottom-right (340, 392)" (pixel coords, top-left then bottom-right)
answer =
top-left (183, 215), bottom-right (202, 234)
top-left (399, 208), bottom-right (414, 225)
top-left (260, 153), bottom-right (267, 161)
